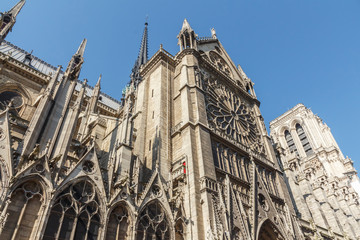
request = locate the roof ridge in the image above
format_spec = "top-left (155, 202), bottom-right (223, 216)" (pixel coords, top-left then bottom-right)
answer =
top-left (2, 40), bottom-right (61, 73)
top-left (2, 41), bottom-right (121, 105)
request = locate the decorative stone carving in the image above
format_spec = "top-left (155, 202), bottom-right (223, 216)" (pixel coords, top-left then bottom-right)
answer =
top-left (209, 51), bottom-right (232, 77)
top-left (204, 76), bottom-right (263, 153)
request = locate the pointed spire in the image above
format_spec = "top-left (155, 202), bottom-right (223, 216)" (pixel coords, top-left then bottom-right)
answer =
top-left (8, 0), bottom-right (26, 18)
top-left (0, 0), bottom-right (26, 43)
top-left (89, 74), bottom-right (101, 113)
top-left (95, 74), bottom-right (101, 88)
top-left (137, 22), bottom-right (148, 67)
top-left (130, 21), bottom-right (149, 86)
top-left (76, 38), bottom-right (87, 57)
top-left (64, 39), bottom-right (87, 80)
top-left (181, 18), bottom-right (193, 32)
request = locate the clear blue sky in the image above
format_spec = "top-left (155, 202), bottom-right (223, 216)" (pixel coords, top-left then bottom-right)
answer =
top-left (3, 0), bottom-right (360, 171)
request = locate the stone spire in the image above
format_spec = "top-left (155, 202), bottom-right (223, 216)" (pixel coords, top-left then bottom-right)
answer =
top-left (89, 74), bottom-right (101, 113)
top-left (177, 18), bottom-right (198, 51)
top-left (131, 21), bottom-right (148, 86)
top-left (0, 0), bottom-right (26, 44)
top-left (64, 38), bottom-right (87, 81)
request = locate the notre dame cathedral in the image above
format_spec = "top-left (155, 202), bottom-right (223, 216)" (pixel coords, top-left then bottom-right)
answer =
top-left (0, 1), bottom-right (359, 240)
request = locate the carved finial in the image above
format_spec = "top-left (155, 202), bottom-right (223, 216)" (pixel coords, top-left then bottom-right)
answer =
top-left (211, 28), bottom-right (217, 39)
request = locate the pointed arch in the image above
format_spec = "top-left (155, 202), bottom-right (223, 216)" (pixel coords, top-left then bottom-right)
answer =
top-left (136, 200), bottom-right (171, 240)
top-left (257, 219), bottom-right (285, 240)
top-left (105, 201), bottom-right (133, 240)
top-left (0, 179), bottom-right (44, 239)
top-left (42, 179), bottom-right (101, 240)
top-left (174, 207), bottom-right (186, 240)
top-left (295, 123), bottom-right (313, 156)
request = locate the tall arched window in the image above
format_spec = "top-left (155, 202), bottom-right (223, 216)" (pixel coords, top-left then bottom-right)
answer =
top-left (43, 180), bottom-right (101, 240)
top-left (296, 124), bottom-right (313, 156)
top-left (284, 130), bottom-right (298, 154)
top-left (106, 204), bottom-right (131, 240)
top-left (0, 181), bottom-right (43, 239)
top-left (136, 201), bottom-right (170, 240)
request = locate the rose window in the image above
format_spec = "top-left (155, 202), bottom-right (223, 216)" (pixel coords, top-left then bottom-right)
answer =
top-left (205, 80), bottom-right (263, 152)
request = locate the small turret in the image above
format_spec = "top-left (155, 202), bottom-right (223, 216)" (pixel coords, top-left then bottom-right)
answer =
top-left (177, 19), bottom-right (198, 51)
top-left (0, 0), bottom-right (25, 44)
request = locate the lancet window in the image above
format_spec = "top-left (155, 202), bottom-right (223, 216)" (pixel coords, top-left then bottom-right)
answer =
top-left (212, 141), bottom-right (250, 182)
top-left (43, 180), bottom-right (101, 240)
top-left (106, 204), bottom-right (131, 240)
top-left (136, 201), bottom-right (170, 240)
top-left (0, 181), bottom-right (43, 239)
top-left (296, 124), bottom-right (313, 156)
top-left (284, 130), bottom-right (297, 154)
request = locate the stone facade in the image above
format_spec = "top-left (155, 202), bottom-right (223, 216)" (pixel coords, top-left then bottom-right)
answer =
top-left (0, 1), bottom-right (344, 240)
top-left (270, 103), bottom-right (360, 239)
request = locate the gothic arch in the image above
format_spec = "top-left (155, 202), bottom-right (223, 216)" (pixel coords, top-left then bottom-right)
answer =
top-left (174, 206), bottom-right (186, 240)
top-left (42, 178), bottom-right (102, 240)
top-left (136, 200), bottom-right (172, 240)
top-left (105, 201), bottom-right (135, 240)
top-left (0, 178), bottom-right (45, 240)
top-left (257, 218), bottom-right (285, 240)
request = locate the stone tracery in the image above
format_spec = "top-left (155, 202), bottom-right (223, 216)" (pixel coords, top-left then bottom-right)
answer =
top-left (209, 51), bottom-right (232, 77)
top-left (43, 180), bottom-right (101, 240)
top-left (0, 181), bottom-right (43, 239)
top-left (136, 201), bottom-right (171, 240)
top-left (204, 76), bottom-right (263, 153)
top-left (106, 204), bottom-right (131, 240)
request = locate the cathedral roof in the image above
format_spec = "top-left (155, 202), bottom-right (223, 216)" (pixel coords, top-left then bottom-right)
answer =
top-left (0, 40), bottom-right (121, 110)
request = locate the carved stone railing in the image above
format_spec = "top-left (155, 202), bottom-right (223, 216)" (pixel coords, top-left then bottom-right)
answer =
top-left (171, 156), bottom-right (186, 182)
top-left (200, 177), bottom-right (218, 193)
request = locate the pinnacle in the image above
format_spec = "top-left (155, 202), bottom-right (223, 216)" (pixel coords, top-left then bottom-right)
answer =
top-left (96, 74), bottom-right (102, 87)
top-left (181, 18), bottom-right (193, 32)
top-left (76, 38), bottom-right (87, 57)
top-left (8, 0), bottom-right (26, 18)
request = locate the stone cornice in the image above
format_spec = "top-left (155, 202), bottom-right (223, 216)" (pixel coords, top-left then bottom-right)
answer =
top-left (0, 52), bottom-right (50, 86)
top-left (270, 103), bottom-right (306, 129)
top-left (141, 47), bottom-right (175, 77)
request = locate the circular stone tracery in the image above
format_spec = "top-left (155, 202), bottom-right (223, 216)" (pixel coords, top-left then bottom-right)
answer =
top-left (0, 91), bottom-right (23, 110)
top-left (204, 78), bottom-right (263, 153)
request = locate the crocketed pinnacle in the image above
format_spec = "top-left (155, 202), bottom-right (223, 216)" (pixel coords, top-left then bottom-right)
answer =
top-left (7, 0), bottom-right (26, 19)
top-left (0, 0), bottom-right (26, 43)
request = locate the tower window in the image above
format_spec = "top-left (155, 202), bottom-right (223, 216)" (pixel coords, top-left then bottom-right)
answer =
top-left (149, 140), bottom-right (152, 151)
top-left (152, 89), bottom-right (154, 97)
top-left (296, 124), bottom-right (313, 156)
top-left (284, 130), bottom-right (298, 154)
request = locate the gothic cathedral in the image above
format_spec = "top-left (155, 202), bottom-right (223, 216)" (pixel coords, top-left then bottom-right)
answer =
top-left (0, 1), bottom-right (358, 240)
